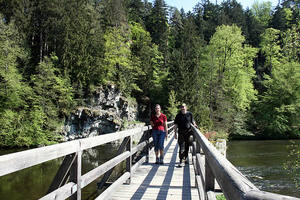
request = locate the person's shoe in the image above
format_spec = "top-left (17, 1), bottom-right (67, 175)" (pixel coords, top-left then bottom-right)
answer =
top-left (155, 157), bottom-right (159, 164)
top-left (178, 159), bottom-right (183, 167)
top-left (159, 156), bottom-right (164, 164)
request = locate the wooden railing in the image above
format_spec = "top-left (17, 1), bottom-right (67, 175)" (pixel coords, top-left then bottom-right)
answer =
top-left (190, 125), bottom-right (300, 200)
top-left (2, 121), bottom-right (298, 200)
top-left (0, 122), bottom-right (175, 200)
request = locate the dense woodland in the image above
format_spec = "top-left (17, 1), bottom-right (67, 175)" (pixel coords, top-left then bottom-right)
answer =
top-left (0, 0), bottom-right (299, 147)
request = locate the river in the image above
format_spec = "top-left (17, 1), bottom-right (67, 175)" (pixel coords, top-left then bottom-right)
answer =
top-left (0, 144), bottom-right (123, 200)
top-left (0, 140), bottom-right (299, 199)
top-left (227, 139), bottom-right (300, 198)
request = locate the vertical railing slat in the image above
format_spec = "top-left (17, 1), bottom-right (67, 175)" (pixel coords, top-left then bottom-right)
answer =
top-left (205, 157), bottom-right (215, 192)
top-left (125, 135), bottom-right (132, 184)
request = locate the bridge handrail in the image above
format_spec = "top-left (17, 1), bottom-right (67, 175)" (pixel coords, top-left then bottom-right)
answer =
top-left (0, 121), bottom-right (175, 200)
top-left (191, 125), bottom-right (300, 200)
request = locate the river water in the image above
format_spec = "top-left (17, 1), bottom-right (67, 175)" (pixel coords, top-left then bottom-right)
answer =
top-left (0, 140), bottom-right (299, 199)
top-left (0, 144), bottom-right (123, 200)
top-left (227, 139), bottom-right (300, 198)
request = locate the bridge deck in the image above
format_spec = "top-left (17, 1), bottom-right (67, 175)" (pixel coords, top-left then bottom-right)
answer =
top-left (111, 137), bottom-right (199, 200)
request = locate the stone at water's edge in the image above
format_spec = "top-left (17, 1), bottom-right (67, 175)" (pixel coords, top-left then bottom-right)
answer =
top-left (215, 139), bottom-right (227, 157)
top-left (60, 85), bottom-right (147, 141)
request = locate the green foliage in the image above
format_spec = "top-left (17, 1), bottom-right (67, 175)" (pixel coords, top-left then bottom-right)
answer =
top-left (125, 0), bottom-right (146, 25)
top-left (282, 22), bottom-right (300, 62)
top-left (31, 56), bottom-right (74, 131)
top-left (250, 23), bottom-right (300, 138)
top-left (1, 0), bottom-right (300, 148)
top-left (205, 25), bottom-right (258, 134)
top-left (251, 1), bottom-right (272, 27)
top-left (251, 62), bottom-right (300, 137)
top-left (146, 0), bottom-right (169, 56)
top-left (283, 141), bottom-right (300, 188)
top-left (130, 22), bottom-right (164, 98)
top-left (260, 28), bottom-right (282, 70)
top-left (0, 17), bottom-right (56, 147)
top-left (61, 1), bottom-right (105, 94)
top-left (216, 194), bottom-right (226, 200)
top-left (166, 90), bottom-right (179, 120)
top-left (103, 26), bottom-right (141, 96)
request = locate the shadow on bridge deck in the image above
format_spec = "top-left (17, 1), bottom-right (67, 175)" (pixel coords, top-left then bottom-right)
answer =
top-left (111, 137), bottom-right (199, 200)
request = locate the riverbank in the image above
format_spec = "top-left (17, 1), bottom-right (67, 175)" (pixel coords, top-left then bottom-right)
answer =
top-left (229, 133), bottom-right (300, 140)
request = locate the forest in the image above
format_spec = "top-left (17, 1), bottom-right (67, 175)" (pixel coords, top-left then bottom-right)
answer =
top-left (0, 0), bottom-right (299, 147)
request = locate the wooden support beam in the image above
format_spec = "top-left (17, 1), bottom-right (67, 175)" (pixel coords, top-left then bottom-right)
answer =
top-left (82, 151), bottom-right (130, 188)
top-left (47, 153), bottom-right (77, 194)
top-left (97, 137), bottom-right (129, 190)
top-left (70, 151), bottom-right (82, 200)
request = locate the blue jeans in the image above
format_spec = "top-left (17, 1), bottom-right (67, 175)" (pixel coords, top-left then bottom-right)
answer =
top-left (152, 130), bottom-right (166, 152)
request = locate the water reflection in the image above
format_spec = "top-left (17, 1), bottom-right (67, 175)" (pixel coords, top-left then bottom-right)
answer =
top-left (227, 140), bottom-right (300, 198)
top-left (0, 143), bottom-right (123, 200)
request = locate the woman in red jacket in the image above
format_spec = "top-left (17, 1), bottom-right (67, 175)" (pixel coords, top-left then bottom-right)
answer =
top-left (150, 104), bottom-right (168, 164)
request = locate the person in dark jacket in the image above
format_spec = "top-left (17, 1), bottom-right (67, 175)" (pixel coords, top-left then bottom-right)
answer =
top-left (174, 103), bottom-right (197, 167)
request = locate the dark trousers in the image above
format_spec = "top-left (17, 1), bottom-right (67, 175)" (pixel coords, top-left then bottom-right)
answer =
top-left (178, 129), bottom-right (193, 160)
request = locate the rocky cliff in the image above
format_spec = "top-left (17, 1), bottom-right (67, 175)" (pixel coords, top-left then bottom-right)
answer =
top-left (61, 85), bottom-right (149, 141)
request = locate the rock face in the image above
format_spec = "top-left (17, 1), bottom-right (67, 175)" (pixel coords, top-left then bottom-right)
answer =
top-left (61, 85), bottom-right (140, 141)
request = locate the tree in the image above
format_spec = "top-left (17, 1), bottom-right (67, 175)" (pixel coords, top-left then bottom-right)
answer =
top-left (166, 90), bottom-right (179, 120)
top-left (219, 0), bottom-right (246, 30)
top-left (102, 26), bottom-right (140, 96)
top-left (244, 9), bottom-right (265, 47)
top-left (205, 25), bottom-right (258, 133)
top-left (146, 0), bottom-right (169, 58)
top-left (99, 0), bottom-right (128, 28)
top-left (251, 0), bottom-right (272, 27)
top-left (31, 55), bottom-right (73, 126)
top-left (0, 16), bottom-right (54, 147)
top-left (251, 24), bottom-right (300, 138)
top-left (61, 1), bottom-right (105, 97)
top-left (0, 17), bottom-right (29, 146)
top-left (251, 62), bottom-right (300, 138)
top-left (194, 0), bottom-right (221, 43)
top-left (260, 28), bottom-right (282, 74)
top-left (282, 22), bottom-right (300, 62)
top-left (130, 22), bottom-right (164, 97)
top-left (168, 12), bottom-right (209, 127)
top-left (125, 0), bottom-right (146, 25)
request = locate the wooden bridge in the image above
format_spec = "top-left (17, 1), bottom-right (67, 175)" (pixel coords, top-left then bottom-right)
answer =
top-left (0, 122), bottom-right (299, 200)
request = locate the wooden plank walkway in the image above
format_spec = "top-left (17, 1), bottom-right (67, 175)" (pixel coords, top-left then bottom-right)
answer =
top-left (111, 137), bottom-right (200, 200)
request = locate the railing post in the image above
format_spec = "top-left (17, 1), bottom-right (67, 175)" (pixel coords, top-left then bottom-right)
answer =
top-left (192, 141), bottom-right (198, 187)
top-left (125, 135), bottom-right (132, 184)
top-left (195, 140), bottom-right (201, 182)
top-left (70, 148), bottom-right (82, 200)
top-left (205, 157), bottom-right (215, 193)
top-left (192, 141), bottom-right (196, 157)
top-left (146, 128), bottom-right (150, 163)
top-left (196, 140), bottom-right (201, 154)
